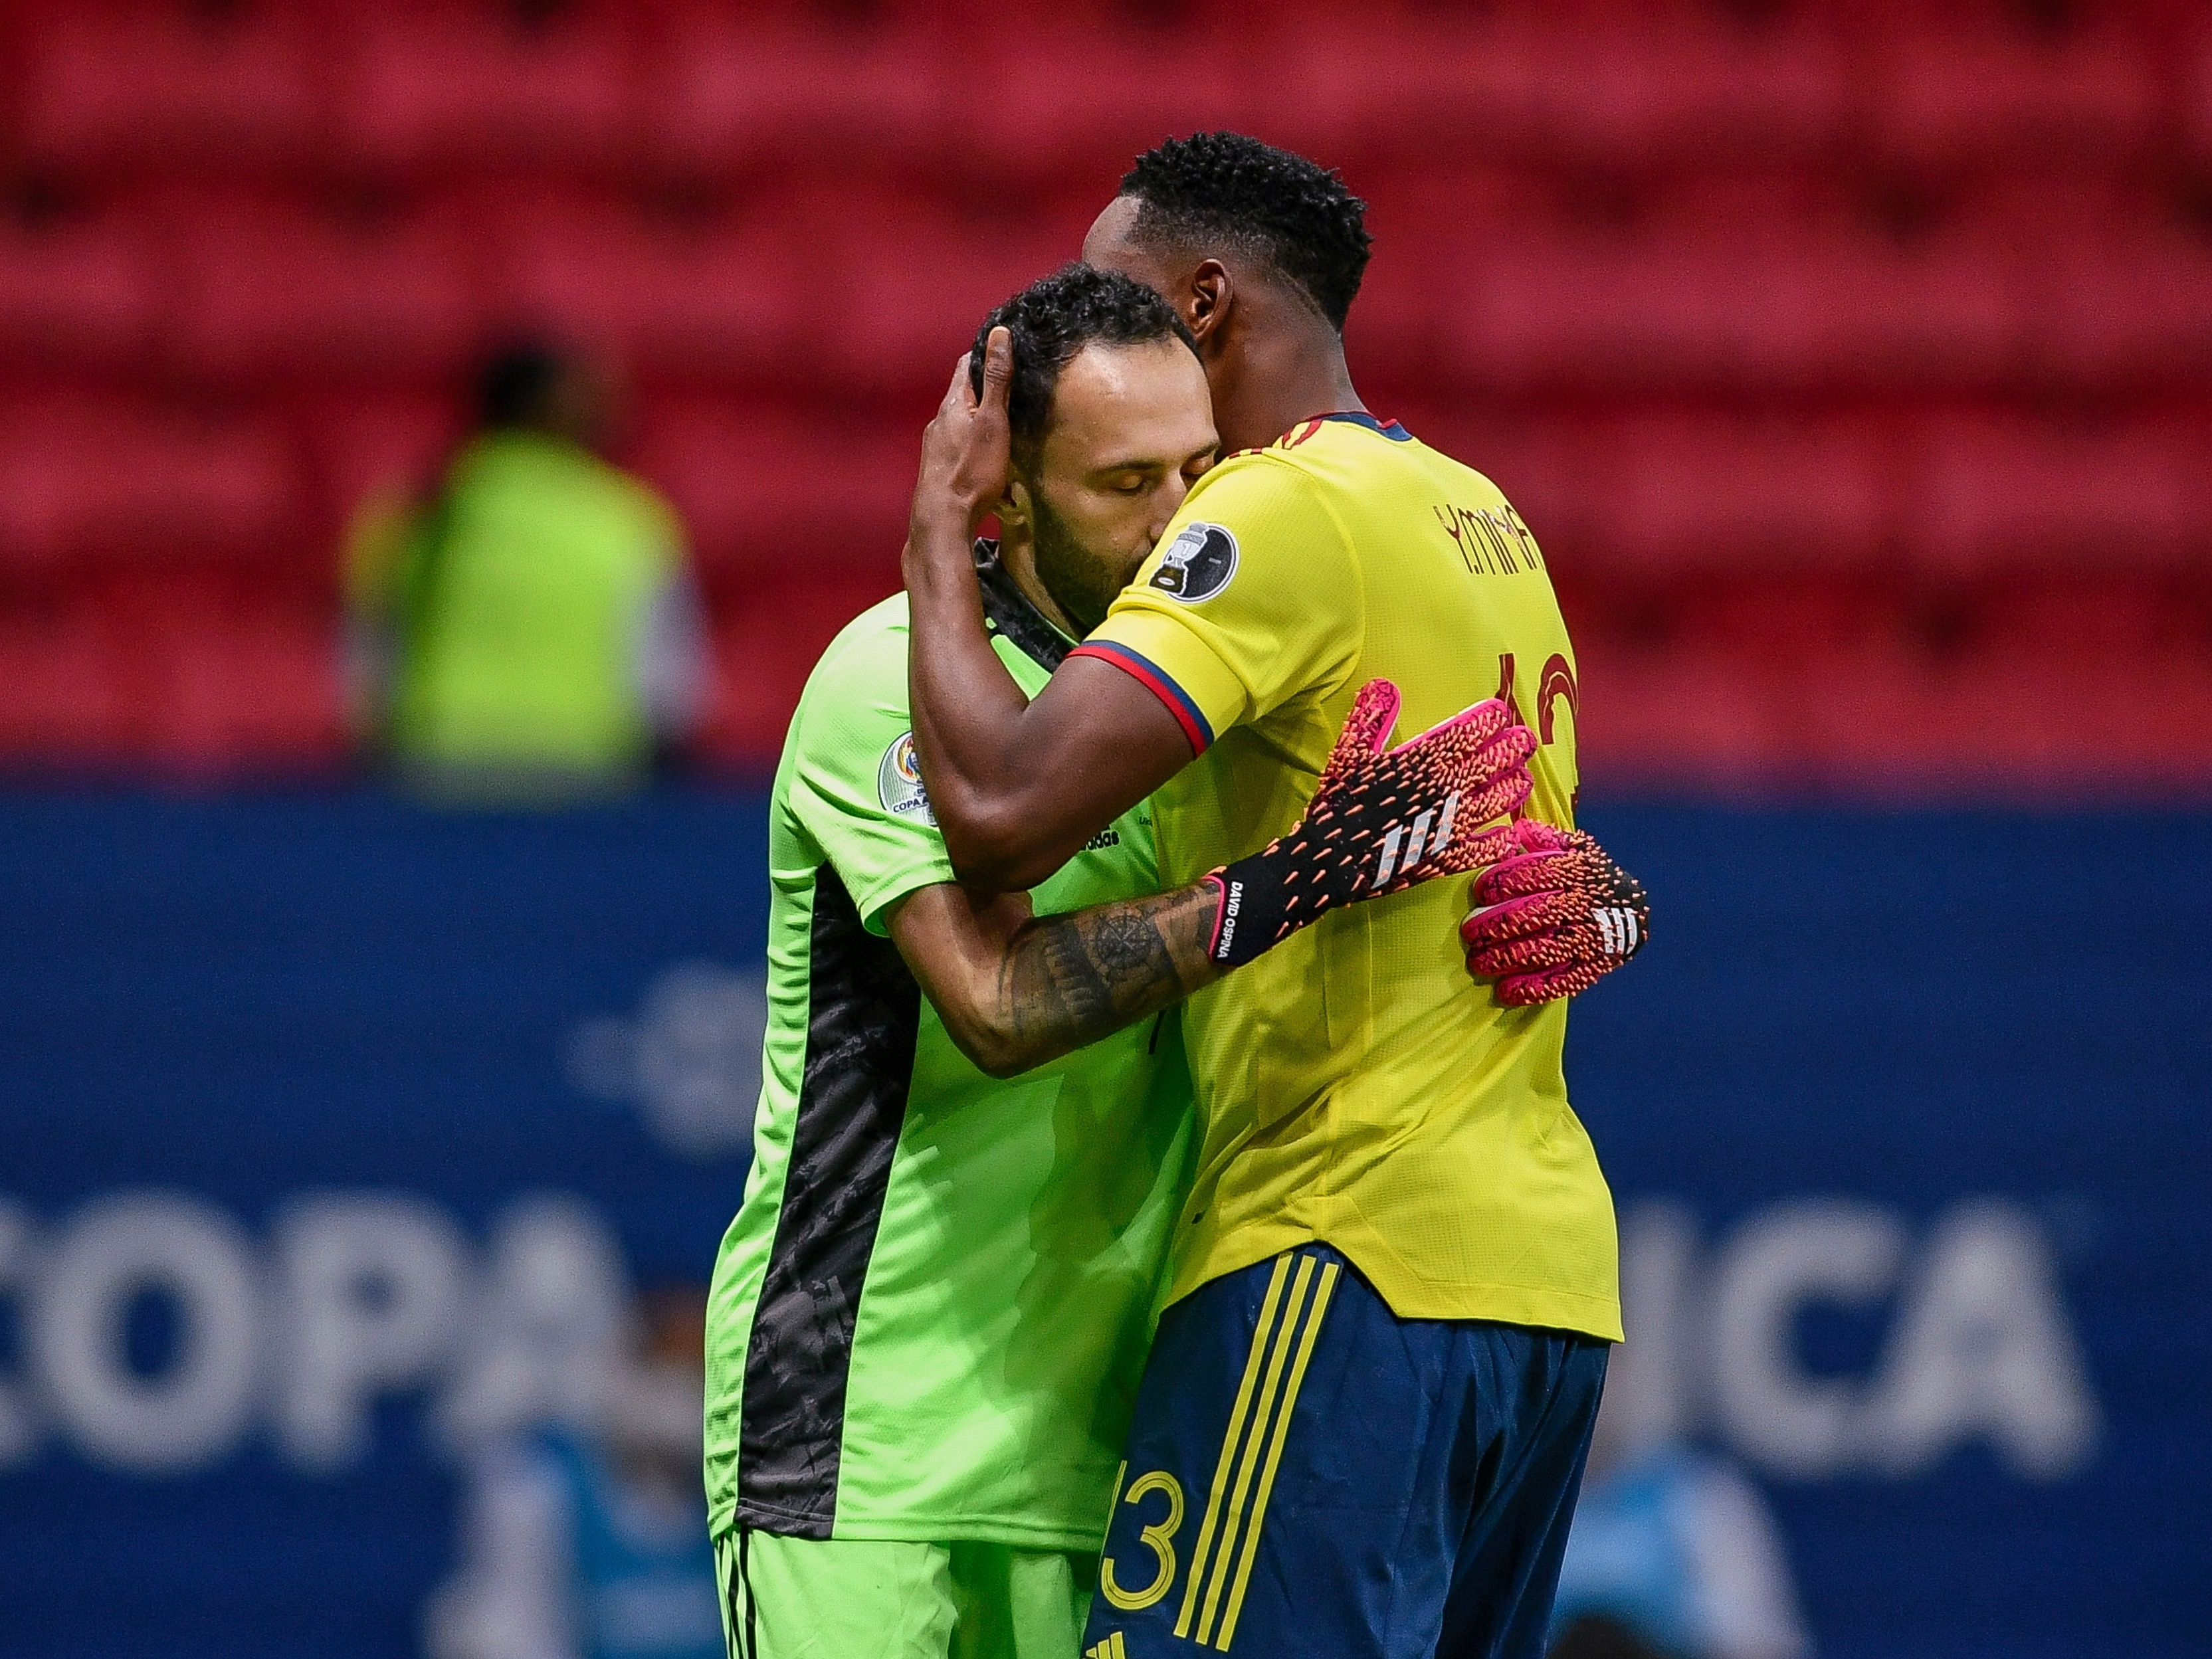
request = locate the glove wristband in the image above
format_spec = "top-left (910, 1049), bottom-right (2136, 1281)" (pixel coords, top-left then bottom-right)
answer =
top-left (1203, 860), bottom-right (1288, 969)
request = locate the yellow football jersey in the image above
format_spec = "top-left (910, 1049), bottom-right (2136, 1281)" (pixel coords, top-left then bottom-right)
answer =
top-left (1069, 413), bottom-right (1620, 1339)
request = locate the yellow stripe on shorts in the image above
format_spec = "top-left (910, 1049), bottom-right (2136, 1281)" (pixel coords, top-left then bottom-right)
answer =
top-left (1217, 1260), bottom-right (1340, 1650)
top-left (1175, 1250), bottom-right (1338, 1650)
top-left (1174, 1252), bottom-right (1293, 1640)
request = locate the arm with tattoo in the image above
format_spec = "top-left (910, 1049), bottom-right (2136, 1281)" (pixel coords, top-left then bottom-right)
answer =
top-left (886, 879), bottom-right (1227, 1079)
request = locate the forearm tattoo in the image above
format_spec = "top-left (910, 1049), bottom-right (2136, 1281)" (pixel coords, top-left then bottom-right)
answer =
top-left (995, 882), bottom-right (1223, 1064)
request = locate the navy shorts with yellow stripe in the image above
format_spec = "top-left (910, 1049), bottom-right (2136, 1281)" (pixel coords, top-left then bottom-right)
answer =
top-left (1081, 1245), bottom-right (1607, 1659)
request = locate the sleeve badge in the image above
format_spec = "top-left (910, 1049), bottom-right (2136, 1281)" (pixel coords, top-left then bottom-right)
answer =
top-left (876, 732), bottom-right (936, 827)
top-left (1148, 522), bottom-right (1239, 603)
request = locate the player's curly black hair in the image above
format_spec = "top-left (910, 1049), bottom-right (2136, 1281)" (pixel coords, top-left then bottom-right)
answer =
top-left (969, 263), bottom-right (1197, 458)
top-left (1118, 132), bottom-right (1371, 332)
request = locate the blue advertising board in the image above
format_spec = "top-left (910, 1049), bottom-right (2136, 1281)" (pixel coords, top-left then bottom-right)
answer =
top-left (0, 790), bottom-right (2205, 1658)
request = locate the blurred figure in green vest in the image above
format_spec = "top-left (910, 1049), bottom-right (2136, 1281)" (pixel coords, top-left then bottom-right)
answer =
top-left (346, 343), bottom-right (706, 803)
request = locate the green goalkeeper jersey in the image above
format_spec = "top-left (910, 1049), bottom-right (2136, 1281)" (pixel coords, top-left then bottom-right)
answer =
top-left (704, 561), bottom-right (1196, 1549)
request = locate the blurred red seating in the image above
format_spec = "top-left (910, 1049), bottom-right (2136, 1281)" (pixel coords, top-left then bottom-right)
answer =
top-left (14, 5), bottom-right (324, 174)
top-left (1869, 19), bottom-right (2160, 169)
top-left (164, 195), bottom-right (484, 379)
top-left (630, 402), bottom-right (916, 581)
top-left (0, 591), bottom-right (136, 765)
top-left (1336, 13), bottom-right (1849, 169)
top-left (0, 211), bottom-right (155, 367)
top-left (482, 189), bottom-right (804, 381)
top-left (1912, 411), bottom-right (2209, 577)
top-left (0, 401), bottom-right (301, 569)
top-left (0, 0), bottom-right (2199, 787)
top-left (2025, 229), bottom-right (2212, 387)
top-left (938, 27), bottom-right (1262, 183)
top-left (1587, 414), bottom-right (1898, 578)
top-left (645, 15), bottom-right (948, 175)
top-left (2183, 24), bottom-right (2212, 163)
top-left (297, 391), bottom-right (458, 551)
top-left (335, 9), bottom-right (637, 175)
top-left (1447, 226), bottom-right (2032, 391)
top-left (814, 191), bottom-right (1090, 387)
top-left (704, 565), bottom-right (903, 765)
top-left (0, 572), bottom-right (340, 772)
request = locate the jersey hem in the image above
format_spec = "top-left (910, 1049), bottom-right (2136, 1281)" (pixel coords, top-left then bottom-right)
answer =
top-left (712, 1511), bottom-right (1113, 1553)
top-left (1167, 1220), bottom-right (1623, 1342)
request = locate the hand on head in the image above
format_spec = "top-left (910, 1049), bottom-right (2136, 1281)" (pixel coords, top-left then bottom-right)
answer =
top-left (914, 326), bottom-right (1016, 539)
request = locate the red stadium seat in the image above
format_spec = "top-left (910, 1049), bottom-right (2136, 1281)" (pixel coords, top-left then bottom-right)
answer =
top-left (480, 189), bottom-right (805, 381)
top-left (1342, 13), bottom-right (1850, 170)
top-left (629, 401), bottom-right (917, 583)
top-left (1446, 225), bottom-right (2033, 391)
top-left (941, 26), bottom-right (1264, 183)
top-left (1911, 411), bottom-right (2209, 577)
top-left (1584, 414), bottom-right (1900, 578)
top-left (0, 595), bottom-right (136, 765)
top-left (2191, 25), bottom-right (2212, 163)
top-left (2025, 229), bottom-right (2212, 389)
top-left (811, 191), bottom-right (1092, 389)
top-left (0, 212), bottom-right (157, 367)
top-left (0, 579), bottom-right (338, 772)
top-left (1869, 19), bottom-right (2161, 169)
top-left (164, 195), bottom-right (484, 379)
top-left (13, 5), bottom-right (324, 175)
top-left (334, 9), bottom-right (638, 176)
top-left (645, 15), bottom-right (948, 175)
top-left (26, 572), bottom-right (346, 772)
top-left (296, 391), bottom-right (460, 549)
top-left (703, 565), bottom-right (903, 766)
top-left (0, 401), bottom-right (302, 570)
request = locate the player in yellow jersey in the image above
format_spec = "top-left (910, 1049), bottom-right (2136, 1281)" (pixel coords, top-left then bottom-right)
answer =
top-left (902, 135), bottom-right (1651, 1657)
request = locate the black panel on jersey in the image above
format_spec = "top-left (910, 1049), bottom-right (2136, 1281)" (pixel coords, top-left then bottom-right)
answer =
top-left (736, 865), bottom-right (921, 1537)
top-left (974, 538), bottom-right (1071, 672)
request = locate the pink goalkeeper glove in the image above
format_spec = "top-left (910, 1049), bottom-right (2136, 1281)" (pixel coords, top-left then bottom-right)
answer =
top-left (1460, 819), bottom-right (1651, 1005)
top-left (1205, 680), bottom-right (1535, 967)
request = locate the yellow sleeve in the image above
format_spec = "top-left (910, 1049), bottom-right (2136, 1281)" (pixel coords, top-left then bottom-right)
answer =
top-left (1070, 456), bottom-right (1363, 750)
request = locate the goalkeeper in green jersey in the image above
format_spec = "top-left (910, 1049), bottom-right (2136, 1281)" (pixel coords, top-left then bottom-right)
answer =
top-left (703, 265), bottom-right (1534, 1659)
top-left (702, 266), bottom-right (1215, 1659)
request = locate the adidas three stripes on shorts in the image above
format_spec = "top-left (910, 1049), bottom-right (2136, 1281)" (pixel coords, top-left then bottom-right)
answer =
top-left (1082, 1244), bottom-right (1609, 1659)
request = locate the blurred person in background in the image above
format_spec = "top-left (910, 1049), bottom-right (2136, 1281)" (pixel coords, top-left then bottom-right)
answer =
top-left (344, 343), bottom-right (707, 803)
top-left (1546, 1388), bottom-right (1810, 1659)
top-left (428, 1286), bottom-right (723, 1659)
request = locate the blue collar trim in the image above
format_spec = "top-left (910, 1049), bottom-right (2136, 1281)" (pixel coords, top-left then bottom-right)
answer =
top-left (1322, 411), bottom-right (1413, 442)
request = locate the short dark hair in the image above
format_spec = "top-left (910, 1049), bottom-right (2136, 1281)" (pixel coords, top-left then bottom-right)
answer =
top-left (969, 264), bottom-right (1196, 457)
top-left (476, 342), bottom-right (567, 429)
top-left (1118, 132), bottom-right (1371, 331)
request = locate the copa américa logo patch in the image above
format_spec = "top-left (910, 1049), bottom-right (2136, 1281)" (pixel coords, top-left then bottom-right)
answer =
top-left (1148, 522), bottom-right (1238, 603)
top-left (876, 732), bottom-right (935, 827)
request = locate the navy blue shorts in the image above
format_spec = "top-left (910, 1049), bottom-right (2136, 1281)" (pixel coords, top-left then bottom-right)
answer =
top-left (1081, 1244), bottom-right (1608, 1659)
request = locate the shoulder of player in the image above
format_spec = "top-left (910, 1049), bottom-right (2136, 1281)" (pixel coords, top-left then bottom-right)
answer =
top-left (1188, 440), bottom-right (1333, 500)
top-left (1423, 446), bottom-right (1514, 505)
top-left (587, 462), bottom-right (688, 559)
top-left (1178, 444), bottom-right (1349, 537)
top-left (788, 593), bottom-right (914, 747)
top-left (1170, 444), bottom-right (1358, 581)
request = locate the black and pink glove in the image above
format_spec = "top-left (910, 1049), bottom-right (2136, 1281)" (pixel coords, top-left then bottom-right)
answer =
top-left (1205, 680), bottom-right (1536, 968)
top-left (1460, 819), bottom-right (1651, 1005)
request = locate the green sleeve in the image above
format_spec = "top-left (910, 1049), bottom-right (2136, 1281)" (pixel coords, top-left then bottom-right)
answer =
top-left (785, 619), bottom-right (957, 936)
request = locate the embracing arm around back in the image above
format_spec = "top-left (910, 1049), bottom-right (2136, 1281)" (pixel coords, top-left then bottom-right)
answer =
top-left (884, 878), bottom-right (1224, 1078)
top-left (890, 676), bottom-right (1542, 1077)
